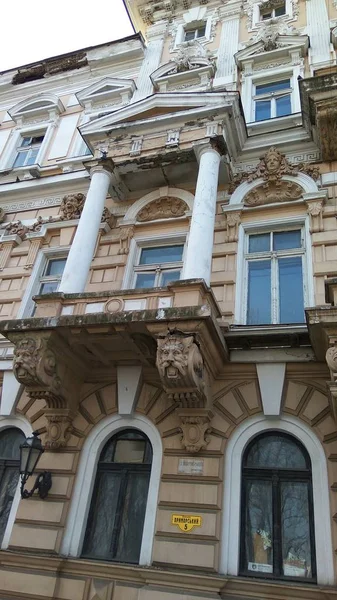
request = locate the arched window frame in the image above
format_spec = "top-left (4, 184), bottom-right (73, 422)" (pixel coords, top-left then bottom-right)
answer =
top-left (61, 414), bottom-right (162, 565)
top-left (0, 416), bottom-right (32, 550)
top-left (240, 430), bottom-right (316, 581)
top-left (220, 415), bottom-right (334, 585)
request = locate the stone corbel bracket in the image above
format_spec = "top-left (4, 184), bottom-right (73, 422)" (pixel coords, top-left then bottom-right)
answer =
top-left (10, 331), bottom-right (83, 450)
top-left (326, 343), bottom-right (337, 422)
top-left (156, 330), bottom-right (213, 453)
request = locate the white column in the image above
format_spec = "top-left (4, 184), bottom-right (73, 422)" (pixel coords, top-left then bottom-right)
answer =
top-left (59, 165), bottom-right (112, 294)
top-left (214, 16), bottom-right (240, 89)
top-left (183, 143), bottom-right (222, 285)
top-left (306, 0), bottom-right (332, 70)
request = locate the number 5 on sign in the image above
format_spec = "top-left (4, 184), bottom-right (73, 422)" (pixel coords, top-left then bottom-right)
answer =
top-left (171, 514), bottom-right (202, 532)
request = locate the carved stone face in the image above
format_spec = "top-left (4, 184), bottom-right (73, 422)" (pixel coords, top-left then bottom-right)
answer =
top-left (265, 151), bottom-right (281, 174)
top-left (157, 338), bottom-right (189, 379)
top-left (13, 339), bottom-right (37, 384)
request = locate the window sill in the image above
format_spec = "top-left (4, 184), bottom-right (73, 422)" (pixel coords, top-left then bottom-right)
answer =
top-left (247, 113), bottom-right (302, 136)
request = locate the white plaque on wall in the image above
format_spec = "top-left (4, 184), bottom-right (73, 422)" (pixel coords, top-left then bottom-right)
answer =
top-left (178, 458), bottom-right (204, 475)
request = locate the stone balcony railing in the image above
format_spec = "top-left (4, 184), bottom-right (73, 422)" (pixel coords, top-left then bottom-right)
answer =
top-left (33, 279), bottom-right (220, 320)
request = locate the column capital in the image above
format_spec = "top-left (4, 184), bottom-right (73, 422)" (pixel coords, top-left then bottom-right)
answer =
top-left (193, 136), bottom-right (227, 162)
top-left (85, 158), bottom-right (115, 181)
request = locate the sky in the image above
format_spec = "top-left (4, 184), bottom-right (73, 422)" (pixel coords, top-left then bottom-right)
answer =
top-left (0, 0), bottom-right (134, 71)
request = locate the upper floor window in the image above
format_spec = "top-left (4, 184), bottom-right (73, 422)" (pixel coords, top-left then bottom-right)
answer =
top-left (0, 428), bottom-right (25, 546)
top-left (13, 134), bottom-right (45, 168)
top-left (133, 244), bottom-right (184, 289)
top-left (38, 257), bottom-right (66, 295)
top-left (240, 432), bottom-right (316, 581)
top-left (260, 0), bottom-right (286, 20)
top-left (254, 79), bottom-right (292, 121)
top-left (82, 429), bottom-right (152, 563)
top-left (184, 23), bottom-right (206, 41)
top-left (245, 229), bottom-right (306, 325)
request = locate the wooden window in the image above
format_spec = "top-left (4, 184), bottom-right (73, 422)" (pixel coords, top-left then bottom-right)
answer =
top-left (240, 432), bottom-right (316, 581)
top-left (0, 428), bottom-right (25, 546)
top-left (254, 79), bottom-right (292, 122)
top-left (82, 429), bottom-right (152, 563)
top-left (244, 228), bottom-right (306, 324)
top-left (13, 134), bottom-right (45, 168)
top-left (38, 257), bottom-right (67, 295)
top-left (260, 1), bottom-right (286, 20)
top-left (184, 23), bottom-right (206, 41)
top-left (133, 244), bottom-right (184, 289)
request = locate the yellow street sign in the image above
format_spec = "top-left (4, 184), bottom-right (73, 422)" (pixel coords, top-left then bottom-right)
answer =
top-left (171, 514), bottom-right (202, 532)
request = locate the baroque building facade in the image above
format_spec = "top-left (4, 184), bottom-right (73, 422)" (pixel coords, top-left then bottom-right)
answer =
top-left (0, 0), bottom-right (337, 598)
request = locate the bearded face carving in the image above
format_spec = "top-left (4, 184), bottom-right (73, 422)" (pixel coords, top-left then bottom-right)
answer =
top-left (60, 193), bottom-right (85, 220)
top-left (157, 337), bottom-right (189, 380)
top-left (156, 332), bottom-right (205, 407)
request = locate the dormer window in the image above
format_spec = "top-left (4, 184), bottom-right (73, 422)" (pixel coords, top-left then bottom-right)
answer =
top-left (13, 134), bottom-right (44, 168)
top-left (184, 23), bottom-right (206, 41)
top-left (260, 1), bottom-right (286, 20)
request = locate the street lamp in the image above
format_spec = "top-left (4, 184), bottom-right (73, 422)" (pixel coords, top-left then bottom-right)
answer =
top-left (19, 431), bottom-right (52, 499)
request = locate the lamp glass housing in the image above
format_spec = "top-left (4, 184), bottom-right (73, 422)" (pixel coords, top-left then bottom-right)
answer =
top-left (20, 432), bottom-right (44, 477)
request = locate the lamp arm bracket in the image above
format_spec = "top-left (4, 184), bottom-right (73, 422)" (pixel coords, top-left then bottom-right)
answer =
top-left (21, 471), bottom-right (52, 500)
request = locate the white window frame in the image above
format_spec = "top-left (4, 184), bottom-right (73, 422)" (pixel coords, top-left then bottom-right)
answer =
top-left (174, 17), bottom-right (212, 47)
top-left (234, 216), bottom-right (314, 325)
top-left (241, 64), bottom-right (303, 125)
top-left (183, 22), bottom-right (207, 42)
top-left (251, 0), bottom-right (293, 29)
top-left (0, 123), bottom-right (54, 171)
top-left (220, 414), bottom-right (334, 585)
top-left (17, 247), bottom-right (69, 318)
top-left (60, 413), bottom-right (162, 565)
top-left (253, 77), bottom-right (292, 121)
top-left (122, 233), bottom-right (187, 290)
top-left (260, 0), bottom-right (286, 20)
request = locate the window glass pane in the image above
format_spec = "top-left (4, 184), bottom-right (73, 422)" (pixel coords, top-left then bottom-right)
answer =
top-left (273, 230), bottom-right (301, 251)
top-left (279, 257), bottom-right (304, 323)
top-left (13, 152), bottom-right (27, 168)
top-left (100, 431), bottom-right (151, 463)
top-left (82, 471), bottom-right (122, 559)
top-left (276, 94), bottom-right (291, 117)
top-left (39, 282), bottom-right (59, 295)
top-left (184, 29), bottom-right (195, 41)
top-left (0, 428), bottom-right (24, 459)
top-left (261, 10), bottom-right (272, 19)
top-left (256, 80), bottom-right (290, 95)
top-left (245, 434), bottom-right (308, 469)
top-left (139, 245), bottom-right (183, 265)
top-left (255, 101), bottom-right (271, 121)
top-left (244, 480), bottom-right (273, 574)
top-left (197, 24), bottom-right (206, 37)
top-left (247, 260), bottom-right (271, 325)
top-left (248, 233), bottom-right (270, 253)
top-left (45, 259), bottom-right (66, 276)
top-left (135, 273), bottom-right (156, 288)
top-left (161, 270), bottom-right (181, 286)
top-left (31, 136), bottom-right (44, 145)
top-left (21, 137), bottom-right (32, 147)
top-left (115, 471), bottom-right (150, 563)
top-left (281, 482), bottom-right (313, 578)
top-left (114, 440), bottom-right (146, 463)
top-left (275, 4), bottom-right (286, 16)
top-left (0, 467), bottom-right (20, 546)
top-left (26, 148), bottom-right (39, 166)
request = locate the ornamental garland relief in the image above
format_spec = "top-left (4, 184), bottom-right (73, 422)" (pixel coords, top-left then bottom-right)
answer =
top-left (230, 147), bottom-right (320, 207)
top-left (136, 197), bottom-right (188, 222)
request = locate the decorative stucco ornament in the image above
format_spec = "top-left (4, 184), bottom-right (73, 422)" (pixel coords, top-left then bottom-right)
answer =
top-left (13, 337), bottom-right (62, 398)
top-left (169, 40), bottom-right (214, 74)
top-left (137, 197), bottom-right (188, 222)
top-left (4, 220), bottom-right (28, 239)
top-left (326, 346), bottom-right (337, 376)
top-left (60, 193), bottom-right (85, 220)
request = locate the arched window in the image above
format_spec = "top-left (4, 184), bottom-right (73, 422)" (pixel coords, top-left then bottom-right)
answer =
top-left (240, 432), bottom-right (316, 581)
top-left (82, 429), bottom-right (152, 563)
top-left (0, 428), bottom-right (25, 546)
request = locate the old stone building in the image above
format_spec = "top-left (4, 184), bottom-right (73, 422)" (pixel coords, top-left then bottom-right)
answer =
top-left (0, 0), bottom-right (337, 598)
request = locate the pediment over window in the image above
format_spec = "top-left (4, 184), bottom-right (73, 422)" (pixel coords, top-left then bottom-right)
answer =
top-left (151, 57), bottom-right (215, 92)
top-left (9, 93), bottom-right (65, 124)
top-left (76, 77), bottom-right (136, 111)
top-left (235, 30), bottom-right (308, 69)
